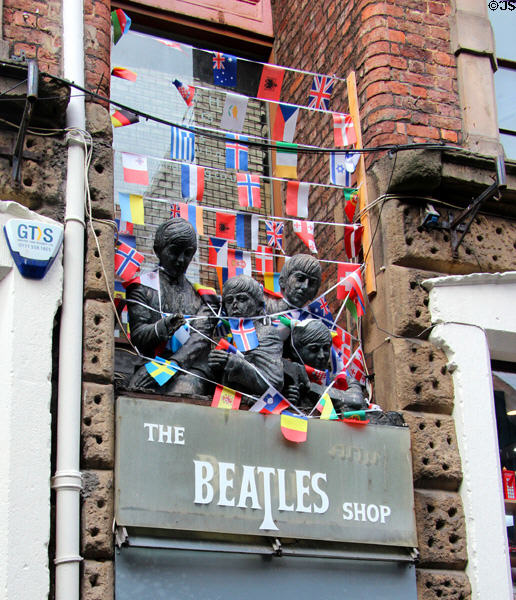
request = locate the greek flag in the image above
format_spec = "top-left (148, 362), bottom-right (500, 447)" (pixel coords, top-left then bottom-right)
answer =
top-left (171, 126), bottom-right (195, 162)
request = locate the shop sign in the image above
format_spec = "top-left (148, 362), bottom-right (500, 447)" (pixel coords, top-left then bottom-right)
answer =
top-left (116, 397), bottom-right (417, 547)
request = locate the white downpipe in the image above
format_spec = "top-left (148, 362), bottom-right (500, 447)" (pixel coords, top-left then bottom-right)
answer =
top-left (53, 1), bottom-right (86, 599)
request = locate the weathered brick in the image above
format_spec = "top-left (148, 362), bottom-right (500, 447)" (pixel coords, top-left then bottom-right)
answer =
top-left (82, 382), bottom-right (114, 469)
top-left (416, 569), bottom-right (471, 600)
top-left (83, 300), bottom-right (114, 383)
top-left (88, 143), bottom-right (114, 219)
top-left (84, 220), bottom-right (114, 299)
top-left (81, 470), bottom-right (114, 558)
top-left (81, 560), bottom-right (114, 600)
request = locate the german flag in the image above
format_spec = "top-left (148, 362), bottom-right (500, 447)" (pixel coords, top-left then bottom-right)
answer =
top-left (111, 109), bottom-right (139, 128)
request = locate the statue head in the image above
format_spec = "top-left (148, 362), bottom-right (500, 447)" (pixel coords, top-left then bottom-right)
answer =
top-left (222, 275), bottom-right (264, 318)
top-left (153, 218), bottom-right (197, 281)
top-left (279, 254), bottom-right (321, 308)
top-left (291, 319), bottom-right (332, 370)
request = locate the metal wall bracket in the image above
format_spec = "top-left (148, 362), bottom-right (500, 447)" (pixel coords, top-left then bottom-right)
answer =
top-left (11, 59), bottom-right (38, 182)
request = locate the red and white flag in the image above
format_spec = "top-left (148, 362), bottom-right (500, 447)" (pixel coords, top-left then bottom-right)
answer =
top-left (286, 181), bottom-right (309, 218)
top-left (293, 220), bottom-right (317, 254)
top-left (347, 347), bottom-right (366, 385)
top-left (344, 224), bottom-right (364, 258)
top-left (337, 262), bottom-right (365, 317)
top-left (333, 113), bottom-right (357, 147)
top-left (122, 152), bottom-right (149, 185)
top-left (236, 173), bottom-right (261, 208)
top-left (255, 245), bottom-right (273, 273)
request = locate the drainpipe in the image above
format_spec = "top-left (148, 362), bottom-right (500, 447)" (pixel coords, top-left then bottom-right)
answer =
top-left (52, 1), bottom-right (86, 599)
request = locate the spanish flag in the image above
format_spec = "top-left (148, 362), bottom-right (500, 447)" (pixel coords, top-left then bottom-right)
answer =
top-left (111, 109), bottom-right (139, 128)
top-left (212, 385), bottom-right (242, 410)
top-left (280, 411), bottom-right (308, 443)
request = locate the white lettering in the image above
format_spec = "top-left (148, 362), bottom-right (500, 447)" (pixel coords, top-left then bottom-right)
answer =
top-left (143, 422), bottom-right (158, 442)
top-left (380, 505), bottom-right (391, 523)
top-left (295, 470), bottom-right (312, 513)
top-left (311, 473), bottom-right (329, 514)
top-left (257, 467), bottom-right (278, 530)
top-left (218, 462), bottom-right (235, 507)
top-left (158, 425), bottom-right (173, 444)
top-left (193, 460), bottom-right (214, 504)
top-left (367, 504), bottom-right (379, 523)
top-left (237, 466), bottom-right (261, 509)
top-left (277, 469), bottom-right (294, 511)
top-left (354, 502), bottom-right (367, 521)
top-left (342, 502), bottom-right (393, 523)
top-left (174, 426), bottom-right (185, 445)
top-left (342, 502), bottom-right (354, 520)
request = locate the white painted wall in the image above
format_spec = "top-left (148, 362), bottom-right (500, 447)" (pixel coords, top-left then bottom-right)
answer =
top-left (424, 271), bottom-right (516, 600)
top-left (0, 202), bottom-right (63, 600)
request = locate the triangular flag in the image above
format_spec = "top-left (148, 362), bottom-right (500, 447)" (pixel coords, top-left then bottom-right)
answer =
top-left (272, 104), bottom-right (299, 142)
top-left (337, 263), bottom-right (365, 318)
top-left (257, 65), bottom-right (285, 101)
top-left (280, 411), bottom-right (308, 442)
top-left (292, 220), bottom-right (317, 254)
top-left (315, 393), bottom-right (338, 420)
top-left (118, 193), bottom-right (144, 225)
top-left (333, 113), bottom-right (357, 147)
top-left (212, 385), bottom-right (242, 410)
top-left (122, 153), bottom-right (148, 186)
top-left (286, 181), bottom-right (309, 218)
top-left (221, 92), bottom-right (248, 132)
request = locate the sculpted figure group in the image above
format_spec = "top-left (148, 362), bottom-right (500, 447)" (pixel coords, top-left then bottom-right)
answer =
top-left (125, 218), bottom-right (368, 413)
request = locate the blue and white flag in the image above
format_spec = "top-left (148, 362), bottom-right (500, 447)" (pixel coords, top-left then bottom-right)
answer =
top-left (166, 323), bottom-right (191, 353)
top-left (171, 126), bottom-right (195, 162)
top-left (329, 152), bottom-right (359, 186)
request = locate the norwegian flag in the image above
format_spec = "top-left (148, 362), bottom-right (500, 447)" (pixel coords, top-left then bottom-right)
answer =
top-left (255, 245), bottom-right (273, 273)
top-left (115, 241), bottom-right (144, 281)
top-left (293, 220), bottom-right (317, 254)
top-left (344, 224), bottom-right (364, 259)
top-left (265, 220), bottom-right (284, 251)
top-left (348, 347), bottom-right (367, 385)
top-left (333, 113), bottom-right (357, 147)
top-left (308, 75), bottom-right (335, 110)
top-left (172, 79), bottom-right (195, 107)
top-left (236, 173), bottom-right (261, 208)
top-left (227, 318), bottom-right (259, 352)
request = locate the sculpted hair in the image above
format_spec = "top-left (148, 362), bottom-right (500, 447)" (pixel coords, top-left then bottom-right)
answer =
top-left (223, 275), bottom-right (264, 308)
top-left (154, 218), bottom-right (197, 257)
top-left (292, 319), bottom-right (331, 347)
top-left (279, 254), bottom-right (321, 288)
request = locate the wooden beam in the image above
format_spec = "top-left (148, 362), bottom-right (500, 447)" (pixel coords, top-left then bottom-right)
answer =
top-left (346, 71), bottom-right (376, 296)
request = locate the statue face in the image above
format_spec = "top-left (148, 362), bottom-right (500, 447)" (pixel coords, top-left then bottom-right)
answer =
top-left (297, 339), bottom-right (332, 370)
top-left (223, 290), bottom-right (259, 318)
top-left (159, 241), bottom-right (196, 280)
top-left (283, 270), bottom-right (320, 307)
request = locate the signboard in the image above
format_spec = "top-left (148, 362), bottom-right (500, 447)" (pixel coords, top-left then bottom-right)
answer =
top-left (116, 397), bottom-right (417, 547)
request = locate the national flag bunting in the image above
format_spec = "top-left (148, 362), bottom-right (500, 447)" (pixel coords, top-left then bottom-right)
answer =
top-left (286, 181), bottom-right (309, 218)
top-left (115, 218), bottom-right (134, 237)
top-left (236, 173), bottom-right (261, 208)
top-left (348, 347), bottom-right (367, 385)
top-left (330, 152), bottom-right (359, 186)
top-left (212, 385), bottom-right (242, 410)
top-left (255, 245), bottom-right (273, 273)
top-left (344, 188), bottom-right (359, 222)
top-left (265, 221), bottom-right (284, 251)
top-left (215, 338), bottom-right (239, 354)
top-left (272, 104), bottom-right (299, 142)
top-left (333, 113), bottom-right (357, 147)
top-left (227, 318), bottom-right (259, 352)
top-left (257, 65), bottom-right (285, 101)
top-left (337, 262), bottom-right (365, 318)
top-left (118, 192), bottom-right (144, 225)
top-left (263, 272), bottom-right (281, 297)
top-left (173, 79), bottom-right (195, 106)
top-left (344, 224), bottom-right (364, 259)
top-left (308, 75), bottom-right (335, 110)
top-left (111, 9), bottom-right (131, 45)
top-left (114, 280), bottom-right (126, 309)
top-left (159, 40), bottom-right (183, 50)
top-left (115, 241), bottom-right (144, 281)
top-left (221, 92), bottom-right (248, 132)
top-left (208, 237), bottom-right (228, 267)
top-left (171, 126), bottom-right (195, 162)
top-left (236, 213), bottom-right (259, 249)
top-left (280, 411), bottom-right (308, 442)
top-left (308, 296), bottom-right (334, 326)
top-left (181, 164), bottom-right (204, 202)
top-left (305, 365), bottom-right (329, 385)
top-left (193, 283), bottom-right (219, 306)
top-left (123, 269), bottom-right (160, 291)
top-left (111, 109), bottom-right (139, 128)
top-left (293, 220), bottom-right (317, 254)
top-left (226, 248), bottom-right (252, 278)
top-left (315, 393), bottom-right (338, 420)
top-left (166, 323), bottom-right (190, 353)
top-left (122, 153), bottom-right (148, 185)
top-left (213, 51), bottom-right (237, 87)
top-left (275, 142), bottom-right (298, 179)
top-left (111, 67), bottom-right (137, 81)
top-left (215, 212), bottom-right (236, 241)
top-left (225, 134), bottom-right (248, 171)
top-left (170, 202), bottom-right (204, 235)
top-left (145, 356), bottom-right (178, 386)
top-left (250, 387), bottom-right (289, 414)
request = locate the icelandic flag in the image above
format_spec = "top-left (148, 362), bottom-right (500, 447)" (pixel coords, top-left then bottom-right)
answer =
top-left (308, 75), bottom-right (335, 110)
top-left (181, 164), bottom-right (205, 202)
top-left (171, 126), bottom-right (195, 162)
top-left (166, 323), bottom-right (190, 353)
top-left (226, 134), bottom-right (248, 171)
top-left (237, 173), bottom-right (261, 208)
top-left (250, 387), bottom-right (289, 414)
top-left (272, 104), bottom-right (299, 142)
top-left (208, 237), bottom-right (228, 267)
top-left (213, 51), bottom-right (237, 87)
top-left (227, 318), bottom-right (259, 352)
top-left (115, 241), bottom-right (144, 281)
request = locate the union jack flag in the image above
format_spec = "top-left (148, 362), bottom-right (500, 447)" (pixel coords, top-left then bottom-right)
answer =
top-left (265, 220), bottom-right (284, 251)
top-left (227, 318), bottom-right (259, 352)
top-left (170, 203), bottom-right (181, 218)
top-left (308, 75), bottom-right (335, 111)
